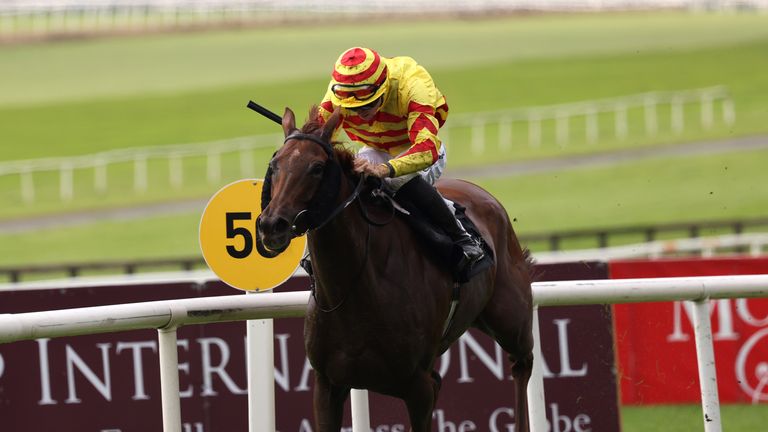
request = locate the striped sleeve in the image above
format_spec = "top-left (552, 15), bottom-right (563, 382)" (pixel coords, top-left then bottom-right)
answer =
top-left (387, 68), bottom-right (443, 176)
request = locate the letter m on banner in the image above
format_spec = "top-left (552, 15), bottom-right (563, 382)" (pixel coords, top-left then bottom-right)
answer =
top-left (667, 299), bottom-right (739, 342)
top-left (610, 257), bottom-right (768, 404)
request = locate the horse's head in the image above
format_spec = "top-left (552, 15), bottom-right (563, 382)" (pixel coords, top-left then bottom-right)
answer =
top-left (256, 106), bottom-right (345, 257)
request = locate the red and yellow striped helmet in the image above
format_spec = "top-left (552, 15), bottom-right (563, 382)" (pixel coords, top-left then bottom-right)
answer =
top-left (329, 47), bottom-right (389, 109)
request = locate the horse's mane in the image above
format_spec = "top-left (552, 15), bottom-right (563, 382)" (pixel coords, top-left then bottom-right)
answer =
top-left (301, 105), bottom-right (357, 177)
top-left (523, 248), bottom-right (540, 283)
top-left (299, 105), bottom-right (325, 136)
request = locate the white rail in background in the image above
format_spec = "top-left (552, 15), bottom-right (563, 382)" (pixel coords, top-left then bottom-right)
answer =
top-left (1, 274), bottom-right (767, 431)
top-left (535, 232), bottom-right (768, 263)
top-left (0, 134), bottom-right (281, 204)
top-left (1, 1), bottom-right (766, 26)
top-left (0, 87), bottom-right (735, 204)
top-left (444, 86), bottom-right (735, 155)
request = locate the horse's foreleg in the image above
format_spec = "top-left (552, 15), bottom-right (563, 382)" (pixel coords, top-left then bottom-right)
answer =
top-left (511, 352), bottom-right (533, 432)
top-left (313, 373), bottom-right (349, 432)
top-left (403, 370), bottom-right (439, 432)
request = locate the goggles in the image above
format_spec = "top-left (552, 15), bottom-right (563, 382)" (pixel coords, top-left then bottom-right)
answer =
top-left (331, 83), bottom-right (380, 102)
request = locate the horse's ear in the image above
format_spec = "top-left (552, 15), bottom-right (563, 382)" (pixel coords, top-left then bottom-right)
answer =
top-left (282, 107), bottom-right (296, 137)
top-left (321, 107), bottom-right (341, 142)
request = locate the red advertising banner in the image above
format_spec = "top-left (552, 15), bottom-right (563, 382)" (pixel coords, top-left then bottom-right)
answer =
top-left (610, 257), bottom-right (768, 405)
top-left (0, 262), bottom-right (620, 431)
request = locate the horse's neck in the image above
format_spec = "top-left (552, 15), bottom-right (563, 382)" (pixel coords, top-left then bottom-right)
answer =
top-left (306, 174), bottom-right (375, 307)
top-left (308, 203), bottom-right (367, 286)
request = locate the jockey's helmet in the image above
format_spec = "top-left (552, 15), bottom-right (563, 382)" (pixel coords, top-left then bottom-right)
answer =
top-left (329, 47), bottom-right (389, 109)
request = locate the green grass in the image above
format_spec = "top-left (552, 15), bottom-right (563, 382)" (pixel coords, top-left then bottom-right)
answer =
top-left (475, 148), bottom-right (768, 237)
top-left (0, 211), bottom-right (201, 267)
top-left (0, 148), bottom-right (765, 267)
top-left (0, 11), bottom-right (767, 267)
top-left (621, 404), bottom-right (768, 432)
top-left (1, 13), bottom-right (768, 160)
top-left (1, 33), bottom-right (767, 219)
top-left (2, 12), bottom-right (768, 108)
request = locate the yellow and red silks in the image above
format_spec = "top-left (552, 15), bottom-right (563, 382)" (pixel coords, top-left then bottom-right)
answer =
top-left (319, 54), bottom-right (449, 177)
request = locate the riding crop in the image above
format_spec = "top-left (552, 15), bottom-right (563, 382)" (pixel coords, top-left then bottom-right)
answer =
top-left (246, 101), bottom-right (282, 125)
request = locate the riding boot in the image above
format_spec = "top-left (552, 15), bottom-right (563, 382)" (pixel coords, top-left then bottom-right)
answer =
top-left (397, 177), bottom-right (485, 271)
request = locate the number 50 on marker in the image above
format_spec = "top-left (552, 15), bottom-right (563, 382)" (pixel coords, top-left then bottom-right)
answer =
top-left (199, 179), bottom-right (306, 291)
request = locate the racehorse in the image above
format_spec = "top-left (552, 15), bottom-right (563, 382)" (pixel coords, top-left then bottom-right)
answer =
top-left (257, 106), bottom-right (534, 432)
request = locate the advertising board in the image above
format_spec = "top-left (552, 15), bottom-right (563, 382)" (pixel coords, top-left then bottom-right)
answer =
top-left (0, 262), bottom-right (620, 431)
top-left (611, 257), bottom-right (768, 405)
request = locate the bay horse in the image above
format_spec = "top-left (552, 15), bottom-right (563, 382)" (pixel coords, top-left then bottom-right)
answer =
top-left (257, 106), bottom-right (534, 432)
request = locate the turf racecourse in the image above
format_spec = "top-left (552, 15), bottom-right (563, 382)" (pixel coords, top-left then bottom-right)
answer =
top-left (2, 12), bottom-right (768, 160)
top-left (1, 146), bottom-right (766, 266)
top-left (0, 11), bottom-right (767, 259)
top-left (1, 13), bottom-right (767, 221)
top-left (3, 12), bottom-right (768, 111)
top-left (1, 13), bottom-right (768, 429)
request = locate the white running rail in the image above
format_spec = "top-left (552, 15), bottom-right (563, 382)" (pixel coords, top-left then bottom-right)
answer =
top-left (535, 232), bottom-right (768, 263)
top-left (1, 274), bottom-right (768, 432)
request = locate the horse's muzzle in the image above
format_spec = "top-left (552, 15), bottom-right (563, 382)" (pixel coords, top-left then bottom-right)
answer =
top-left (256, 214), bottom-right (292, 257)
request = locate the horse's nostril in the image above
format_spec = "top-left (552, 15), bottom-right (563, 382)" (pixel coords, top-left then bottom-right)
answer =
top-left (273, 217), bottom-right (290, 234)
top-left (261, 215), bottom-right (290, 236)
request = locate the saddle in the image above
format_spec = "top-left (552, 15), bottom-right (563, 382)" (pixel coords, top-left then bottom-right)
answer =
top-left (364, 181), bottom-right (495, 284)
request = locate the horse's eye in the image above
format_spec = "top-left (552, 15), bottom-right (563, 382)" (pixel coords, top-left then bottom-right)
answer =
top-left (309, 163), bottom-right (325, 177)
top-left (269, 160), bottom-right (279, 173)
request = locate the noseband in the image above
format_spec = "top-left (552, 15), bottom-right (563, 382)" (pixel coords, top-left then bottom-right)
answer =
top-left (256, 132), bottom-right (365, 258)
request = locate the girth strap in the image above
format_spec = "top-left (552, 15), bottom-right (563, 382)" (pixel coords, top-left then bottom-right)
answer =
top-left (441, 282), bottom-right (462, 339)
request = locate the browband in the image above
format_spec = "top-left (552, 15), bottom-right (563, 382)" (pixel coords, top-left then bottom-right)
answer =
top-left (284, 132), bottom-right (334, 158)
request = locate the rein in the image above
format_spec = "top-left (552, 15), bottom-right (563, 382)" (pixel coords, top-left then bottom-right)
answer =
top-left (276, 132), bottom-right (374, 313)
top-left (292, 174), bottom-right (366, 235)
top-left (283, 132), bottom-right (366, 237)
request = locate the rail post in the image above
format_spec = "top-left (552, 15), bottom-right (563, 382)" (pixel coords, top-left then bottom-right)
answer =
top-left (351, 389), bottom-right (372, 431)
top-left (158, 326), bottom-right (182, 432)
top-left (692, 299), bottom-right (723, 432)
top-left (527, 305), bottom-right (548, 432)
top-left (246, 293), bottom-right (276, 432)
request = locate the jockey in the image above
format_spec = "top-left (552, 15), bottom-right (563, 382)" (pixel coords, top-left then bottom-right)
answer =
top-left (318, 47), bottom-right (485, 271)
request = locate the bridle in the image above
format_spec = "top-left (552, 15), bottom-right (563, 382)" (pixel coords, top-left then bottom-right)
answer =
top-left (281, 132), bottom-right (366, 235)
top-left (257, 130), bottom-right (400, 313)
top-left (294, 136), bottom-right (365, 234)
top-left (256, 131), bottom-right (373, 313)
top-left (255, 132), bottom-right (365, 258)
